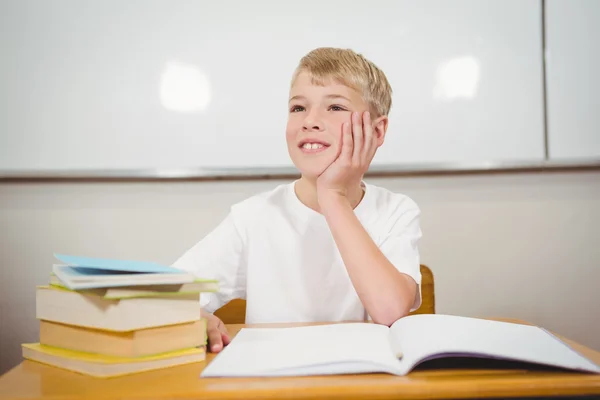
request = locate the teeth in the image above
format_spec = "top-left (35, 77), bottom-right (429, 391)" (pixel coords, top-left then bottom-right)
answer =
top-left (303, 143), bottom-right (324, 150)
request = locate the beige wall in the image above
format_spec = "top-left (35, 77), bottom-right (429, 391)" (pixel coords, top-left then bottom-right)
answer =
top-left (1, 171), bottom-right (599, 374)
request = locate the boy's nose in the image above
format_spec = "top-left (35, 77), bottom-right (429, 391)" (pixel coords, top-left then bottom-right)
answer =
top-left (302, 119), bottom-right (324, 132)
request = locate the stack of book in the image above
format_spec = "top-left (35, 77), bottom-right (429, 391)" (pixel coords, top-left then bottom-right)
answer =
top-left (22, 253), bottom-right (218, 378)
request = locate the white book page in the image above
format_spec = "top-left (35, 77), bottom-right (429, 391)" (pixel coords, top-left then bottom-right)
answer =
top-left (390, 314), bottom-right (600, 375)
top-left (201, 323), bottom-right (404, 377)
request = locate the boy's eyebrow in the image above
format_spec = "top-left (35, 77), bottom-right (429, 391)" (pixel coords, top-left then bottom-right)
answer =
top-left (324, 94), bottom-right (351, 102)
top-left (288, 95), bottom-right (306, 103)
top-left (288, 94), bottom-right (351, 103)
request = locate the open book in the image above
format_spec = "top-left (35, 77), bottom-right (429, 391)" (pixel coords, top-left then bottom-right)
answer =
top-left (201, 314), bottom-right (600, 377)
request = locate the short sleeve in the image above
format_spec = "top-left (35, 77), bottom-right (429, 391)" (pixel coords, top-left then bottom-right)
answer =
top-left (378, 200), bottom-right (423, 312)
top-left (172, 211), bottom-right (246, 314)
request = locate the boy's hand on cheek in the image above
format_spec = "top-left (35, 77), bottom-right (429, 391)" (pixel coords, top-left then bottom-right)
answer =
top-left (317, 111), bottom-right (377, 206)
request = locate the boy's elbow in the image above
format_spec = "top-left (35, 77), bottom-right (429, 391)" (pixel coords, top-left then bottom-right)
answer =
top-left (370, 273), bottom-right (418, 326)
top-left (370, 300), bottom-right (412, 327)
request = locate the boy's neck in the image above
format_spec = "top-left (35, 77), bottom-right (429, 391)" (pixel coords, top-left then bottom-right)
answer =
top-left (294, 176), bottom-right (365, 214)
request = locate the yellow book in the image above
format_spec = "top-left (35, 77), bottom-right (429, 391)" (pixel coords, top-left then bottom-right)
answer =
top-left (39, 319), bottom-right (207, 358)
top-left (22, 343), bottom-right (205, 378)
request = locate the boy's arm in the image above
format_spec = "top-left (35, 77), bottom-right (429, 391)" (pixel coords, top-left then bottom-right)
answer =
top-left (172, 211), bottom-right (246, 313)
top-left (320, 194), bottom-right (420, 326)
top-left (172, 211), bottom-right (246, 351)
top-left (317, 111), bottom-right (420, 326)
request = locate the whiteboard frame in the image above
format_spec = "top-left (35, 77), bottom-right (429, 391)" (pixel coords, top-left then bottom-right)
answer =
top-left (1, 159), bottom-right (599, 182)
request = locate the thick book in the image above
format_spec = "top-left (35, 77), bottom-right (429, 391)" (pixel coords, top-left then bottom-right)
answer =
top-left (36, 286), bottom-right (201, 331)
top-left (52, 253), bottom-right (197, 290)
top-left (22, 343), bottom-right (205, 378)
top-left (201, 314), bottom-right (600, 377)
top-left (39, 319), bottom-right (207, 358)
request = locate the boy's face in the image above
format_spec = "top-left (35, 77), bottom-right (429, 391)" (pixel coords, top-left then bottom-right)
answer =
top-left (286, 72), bottom-right (372, 179)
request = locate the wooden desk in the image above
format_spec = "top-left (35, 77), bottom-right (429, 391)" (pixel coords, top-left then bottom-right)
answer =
top-left (1, 320), bottom-right (599, 400)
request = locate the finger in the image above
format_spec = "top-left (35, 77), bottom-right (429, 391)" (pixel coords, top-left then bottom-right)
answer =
top-left (341, 121), bottom-right (353, 164)
top-left (351, 111), bottom-right (363, 165)
top-left (220, 323), bottom-right (231, 346)
top-left (208, 326), bottom-right (224, 352)
top-left (362, 111), bottom-right (375, 162)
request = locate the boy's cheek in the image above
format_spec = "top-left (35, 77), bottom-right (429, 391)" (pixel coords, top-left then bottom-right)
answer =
top-left (284, 127), bottom-right (297, 143)
top-left (285, 120), bottom-right (302, 138)
top-left (333, 114), bottom-right (350, 131)
top-left (329, 121), bottom-right (346, 143)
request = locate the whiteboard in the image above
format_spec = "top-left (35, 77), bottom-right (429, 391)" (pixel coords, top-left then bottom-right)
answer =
top-left (545, 0), bottom-right (600, 160)
top-left (0, 0), bottom-right (545, 172)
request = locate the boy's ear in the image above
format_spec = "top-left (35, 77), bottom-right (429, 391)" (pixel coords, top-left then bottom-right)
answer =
top-left (371, 115), bottom-right (389, 147)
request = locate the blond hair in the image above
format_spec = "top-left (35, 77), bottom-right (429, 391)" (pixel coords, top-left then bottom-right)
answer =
top-left (291, 47), bottom-right (392, 117)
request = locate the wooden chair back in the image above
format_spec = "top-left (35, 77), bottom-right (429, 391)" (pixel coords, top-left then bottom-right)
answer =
top-left (214, 264), bottom-right (435, 324)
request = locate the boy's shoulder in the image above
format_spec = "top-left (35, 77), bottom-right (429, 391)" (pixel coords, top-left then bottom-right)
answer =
top-left (363, 182), bottom-right (420, 214)
top-left (229, 181), bottom-right (293, 218)
top-left (361, 183), bottom-right (421, 238)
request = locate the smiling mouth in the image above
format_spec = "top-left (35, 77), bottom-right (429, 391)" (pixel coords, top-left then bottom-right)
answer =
top-left (299, 142), bottom-right (330, 153)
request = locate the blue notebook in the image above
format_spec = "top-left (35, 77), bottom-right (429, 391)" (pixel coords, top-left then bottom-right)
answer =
top-left (54, 253), bottom-right (186, 274)
top-left (52, 253), bottom-right (196, 290)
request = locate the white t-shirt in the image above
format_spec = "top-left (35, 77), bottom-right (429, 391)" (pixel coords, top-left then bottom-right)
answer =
top-left (172, 180), bottom-right (422, 324)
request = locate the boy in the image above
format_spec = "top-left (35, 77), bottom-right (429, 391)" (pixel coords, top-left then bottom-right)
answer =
top-left (173, 47), bottom-right (422, 353)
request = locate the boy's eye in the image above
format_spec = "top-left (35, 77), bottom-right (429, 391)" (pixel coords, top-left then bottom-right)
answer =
top-left (290, 105), bottom-right (305, 113)
top-left (329, 105), bottom-right (347, 112)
